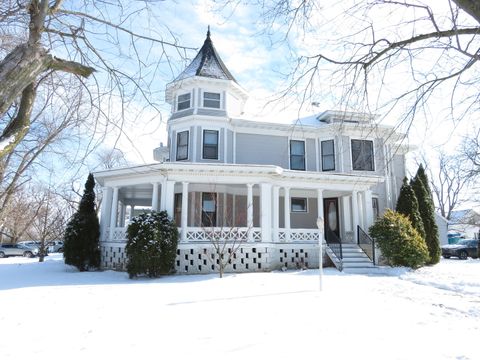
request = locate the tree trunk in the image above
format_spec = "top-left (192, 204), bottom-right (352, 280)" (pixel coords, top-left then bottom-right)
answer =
top-left (0, 45), bottom-right (50, 118)
top-left (0, 44), bottom-right (95, 159)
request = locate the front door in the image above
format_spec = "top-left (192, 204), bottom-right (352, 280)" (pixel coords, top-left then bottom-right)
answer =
top-left (323, 198), bottom-right (340, 238)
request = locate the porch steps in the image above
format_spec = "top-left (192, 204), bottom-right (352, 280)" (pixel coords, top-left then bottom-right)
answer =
top-left (326, 243), bottom-right (375, 272)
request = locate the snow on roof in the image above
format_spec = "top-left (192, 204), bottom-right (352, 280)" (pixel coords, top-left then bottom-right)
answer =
top-left (175, 28), bottom-right (237, 83)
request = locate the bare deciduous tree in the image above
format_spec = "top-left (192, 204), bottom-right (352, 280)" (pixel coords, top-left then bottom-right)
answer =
top-left (218, 0), bottom-right (480, 131)
top-left (427, 152), bottom-right (475, 220)
top-left (27, 187), bottom-right (69, 262)
top-left (198, 191), bottom-right (251, 278)
top-left (0, 0), bottom-right (192, 159)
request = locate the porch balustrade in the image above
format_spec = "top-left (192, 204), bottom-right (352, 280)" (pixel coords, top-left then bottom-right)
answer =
top-left (102, 226), bottom-right (320, 243)
top-left (278, 229), bottom-right (319, 242)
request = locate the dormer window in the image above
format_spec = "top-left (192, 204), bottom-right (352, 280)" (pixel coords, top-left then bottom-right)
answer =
top-left (177, 93), bottom-right (191, 111)
top-left (203, 92), bottom-right (221, 109)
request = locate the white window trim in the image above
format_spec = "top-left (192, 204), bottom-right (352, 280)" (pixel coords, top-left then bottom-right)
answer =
top-left (200, 90), bottom-right (222, 110)
top-left (175, 129), bottom-right (190, 161)
top-left (176, 91), bottom-right (192, 112)
top-left (350, 138), bottom-right (376, 172)
top-left (291, 197), bottom-right (308, 213)
top-left (201, 128), bottom-right (221, 161)
top-left (288, 137), bottom-right (307, 171)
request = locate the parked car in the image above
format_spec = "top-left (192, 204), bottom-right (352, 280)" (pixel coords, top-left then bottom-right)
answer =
top-left (441, 239), bottom-right (479, 259)
top-left (18, 241), bottom-right (49, 255)
top-left (47, 240), bottom-right (64, 253)
top-left (0, 244), bottom-right (39, 258)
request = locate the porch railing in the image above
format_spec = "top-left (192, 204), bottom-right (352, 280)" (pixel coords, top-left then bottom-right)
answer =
top-left (325, 228), bottom-right (343, 260)
top-left (278, 229), bottom-right (319, 242)
top-left (103, 227), bottom-right (320, 243)
top-left (357, 225), bottom-right (375, 263)
top-left (184, 227), bottom-right (261, 242)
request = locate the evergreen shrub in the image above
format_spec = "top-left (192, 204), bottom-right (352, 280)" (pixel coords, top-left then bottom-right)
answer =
top-left (63, 174), bottom-right (101, 271)
top-left (396, 177), bottom-right (426, 240)
top-left (125, 211), bottom-right (179, 278)
top-left (411, 165), bottom-right (441, 265)
top-left (369, 209), bottom-right (429, 269)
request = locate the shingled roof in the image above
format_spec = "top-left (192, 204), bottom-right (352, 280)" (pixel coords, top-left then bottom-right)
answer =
top-left (174, 28), bottom-right (237, 83)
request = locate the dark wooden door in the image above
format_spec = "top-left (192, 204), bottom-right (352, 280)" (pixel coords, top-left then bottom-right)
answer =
top-left (323, 198), bottom-right (340, 238)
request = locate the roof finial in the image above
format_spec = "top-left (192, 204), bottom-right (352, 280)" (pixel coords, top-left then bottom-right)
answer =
top-left (207, 25), bottom-right (211, 39)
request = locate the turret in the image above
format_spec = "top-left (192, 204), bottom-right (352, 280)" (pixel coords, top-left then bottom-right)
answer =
top-left (165, 28), bottom-right (248, 119)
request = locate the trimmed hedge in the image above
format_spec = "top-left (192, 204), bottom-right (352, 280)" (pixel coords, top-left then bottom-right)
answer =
top-left (369, 209), bottom-right (429, 269)
top-left (125, 211), bottom-right (178, 278)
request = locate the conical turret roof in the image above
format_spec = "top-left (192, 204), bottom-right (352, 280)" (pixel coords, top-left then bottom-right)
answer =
top-left (174, 28), bottom-right (237, 82)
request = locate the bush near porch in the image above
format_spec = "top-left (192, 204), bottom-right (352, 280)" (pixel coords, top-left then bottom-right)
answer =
top-left (125, 211), bottom-right (179, 278)
top-left (369, 210), bottom-right (429, 269)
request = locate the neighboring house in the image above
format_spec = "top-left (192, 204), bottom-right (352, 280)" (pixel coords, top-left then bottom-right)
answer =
top-left (448, 209), bottom-right (480, 239)
top-left (94, 30), bottom-right (408, 273)
top-left (435, 213), bottom-right (449, 246)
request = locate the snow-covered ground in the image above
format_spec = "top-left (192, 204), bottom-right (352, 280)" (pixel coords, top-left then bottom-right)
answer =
top-left (1, 255), bottom-right (479, 360)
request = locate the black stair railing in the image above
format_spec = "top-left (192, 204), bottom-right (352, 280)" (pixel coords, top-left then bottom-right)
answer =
top-left (357, 225), bottom-right (375, 263)
top-left (326, 228), bottom-right (343, 260)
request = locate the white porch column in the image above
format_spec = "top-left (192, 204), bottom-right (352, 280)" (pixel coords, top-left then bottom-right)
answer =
top-left (100, 187), bottom-right (113, 241)
top-left (284, 187), bottom-right (291, 241)
top-left (260, 183), bottom-right (272, 242)
top-left (109, 187), bottom-right (119, 236)
top-left (317, 189), bottom-right (324, 223)
top-left (358, 191), bottom-right (365, 229)
top-left (247, 184), bottom-right (254, 242)
top-left (272, 186), bottom-right (280, 241)
top-left (164, 180), bottom-right (175, 217)
top-left (152, 182), bottom-right (160, 211)
top-left (181, 182), bottom-right (189, 242)
top-left (363, 190), bottom-right (374, 229)
top-left (351, 190), bottom-right (359, 242)
top-left (160, 179), bottom-right (167, 211)
top-left (342, 196), bottom-right (352, 240)
top-left (130, 205), bottom-right (135, 220)
top-left (119, 203), bottom-right (126, 227)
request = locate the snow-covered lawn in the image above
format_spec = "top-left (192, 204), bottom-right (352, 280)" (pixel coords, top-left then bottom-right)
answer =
top-left (1, 255), bottom-right (479, 360)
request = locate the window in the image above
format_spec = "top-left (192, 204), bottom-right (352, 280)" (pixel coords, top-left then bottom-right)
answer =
top-left (290, 140), bottom-right (305, 170)
top-left (202, 193), bottom-right (216, 227)
top-left (177, 93), bottom-right (191, 111)
top-left (203, 130), bottom-right (219, 159)
top-left (176, 131), bottom-right (189, 160)
top-left (203, 92), bottom-right (221, 108)
top-left (372, 197), bottom-right (380, 219)
top-left (174, 193), bottom-right (182, 227)
top-left (291, 198), bottom-right (307, 212)
top-left (351, 139), bottom-right (374, 171)
top-left (321, 140), bottom-right (335, 171)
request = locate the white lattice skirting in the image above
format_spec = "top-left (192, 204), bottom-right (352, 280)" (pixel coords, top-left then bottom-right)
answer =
top-left (101, 242), bottom-right (324, 274)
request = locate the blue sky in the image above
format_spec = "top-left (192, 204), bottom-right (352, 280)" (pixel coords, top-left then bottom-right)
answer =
top-left (93, 0), bottom-right (477, 183)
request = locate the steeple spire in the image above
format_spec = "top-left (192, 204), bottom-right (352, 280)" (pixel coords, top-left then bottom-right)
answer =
top-left (207, 25), bottom-right (211, 39)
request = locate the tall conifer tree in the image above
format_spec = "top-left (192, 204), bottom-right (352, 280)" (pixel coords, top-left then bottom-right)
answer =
top-left (63, 174), bottom-right (101, 271)
top-left (396, 177), bottom-right (426, 240)
top-left (411, 166), bottom-right (441, 265)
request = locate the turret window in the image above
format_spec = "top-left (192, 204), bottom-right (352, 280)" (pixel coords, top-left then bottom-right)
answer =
top-left (177, 93), bottom-right (191, 111)
top-left (176, 131), bottom-right (189, 160)
top-left (203, 130), bottom-right (219, 159)
top-left (203, 92), bottom-right (221, 109)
